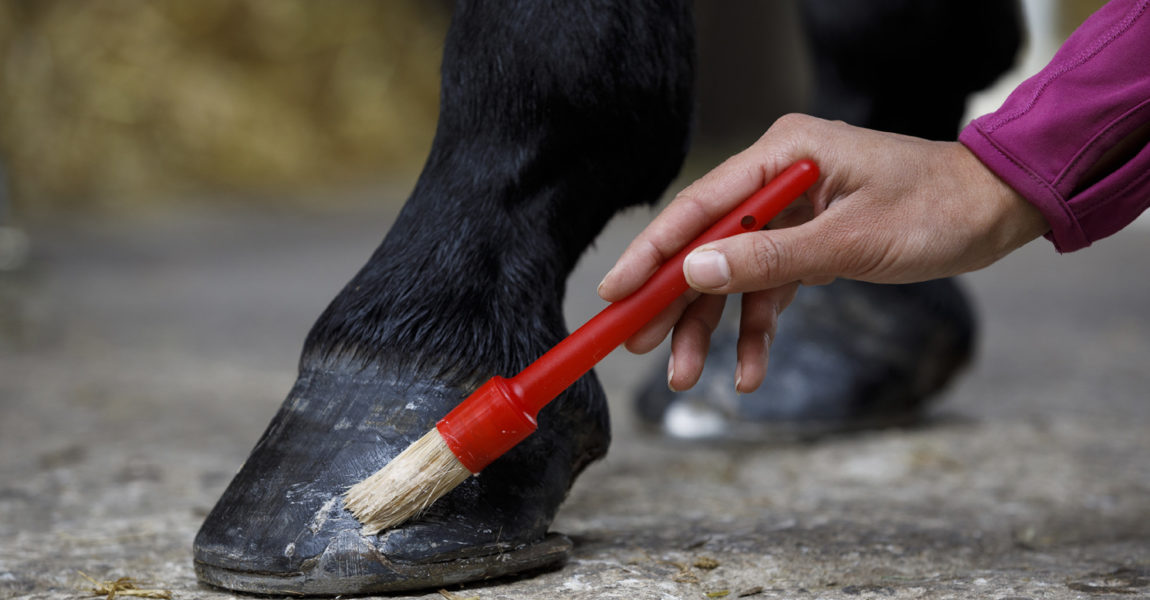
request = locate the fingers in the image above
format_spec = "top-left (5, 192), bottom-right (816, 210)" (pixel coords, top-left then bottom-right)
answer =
top-left (597, 185), bottom-right (742, 302)
top-left (666, 293), bottom-right (726, 391)
top-left (624, 289), bottom-right (701, 354)
top-left (598, 123), bottom-right (811, 303)
top-left (650, 284), bottom-right (798, 394)
top-left (734, 284), bottom-right (798, 393)
top-left (683, 222), bottom-right (845, 294)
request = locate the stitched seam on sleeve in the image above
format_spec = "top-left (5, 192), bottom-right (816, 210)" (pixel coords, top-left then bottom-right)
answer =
top-left (984, 0), bottom-right (1149, 133)
top-left (967, 126), bottom-right (1086, 250)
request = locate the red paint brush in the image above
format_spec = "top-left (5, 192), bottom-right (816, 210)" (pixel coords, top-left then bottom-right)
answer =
top-left (345, 160), bottom-right (819, 534)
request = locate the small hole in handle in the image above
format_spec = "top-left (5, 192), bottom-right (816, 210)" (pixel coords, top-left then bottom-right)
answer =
top-left (740, 215), bottom-right (756, 230)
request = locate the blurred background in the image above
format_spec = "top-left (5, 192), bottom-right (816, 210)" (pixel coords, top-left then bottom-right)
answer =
top-left (0, 0), bottom-right (449, 217)
top-left (0, 0), bottom-right (1105, 221)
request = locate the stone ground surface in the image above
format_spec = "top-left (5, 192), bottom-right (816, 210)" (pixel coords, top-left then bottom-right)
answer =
top-left (1, 189), bottom-right (1148, 600)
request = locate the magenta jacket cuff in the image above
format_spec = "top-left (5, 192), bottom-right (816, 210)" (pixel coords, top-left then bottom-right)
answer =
top-left (960, 0), bottom-right (1150, 252)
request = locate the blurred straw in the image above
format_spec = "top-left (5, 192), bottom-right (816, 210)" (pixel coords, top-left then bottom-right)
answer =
top-left (0, 0), bottom-right (449, 214)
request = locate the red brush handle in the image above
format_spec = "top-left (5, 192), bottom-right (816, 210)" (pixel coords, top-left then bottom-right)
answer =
top-left (438, 160), bottom-right (818, 472)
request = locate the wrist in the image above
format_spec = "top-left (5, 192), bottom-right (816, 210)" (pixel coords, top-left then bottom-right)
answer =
top-left (956, 144), bottom-right (1051, 257)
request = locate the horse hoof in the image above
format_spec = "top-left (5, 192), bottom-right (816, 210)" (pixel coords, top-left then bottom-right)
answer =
top-left (194, 356), bottom-right (608, 594)
top-left (636, 279), bottom-right (976, 440)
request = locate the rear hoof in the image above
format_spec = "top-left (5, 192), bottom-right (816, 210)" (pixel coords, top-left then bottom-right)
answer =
top-left (636, 279), bottom-right (976, 440)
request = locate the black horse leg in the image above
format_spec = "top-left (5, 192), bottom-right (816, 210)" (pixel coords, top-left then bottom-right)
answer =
top-left (194, 1), bottom-right (694, 594)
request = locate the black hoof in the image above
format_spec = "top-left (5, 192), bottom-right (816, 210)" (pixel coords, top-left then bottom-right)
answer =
top-left (636, 278), bottom-right (976, 440)
top-left (195, 350), bottom-right (609, 593)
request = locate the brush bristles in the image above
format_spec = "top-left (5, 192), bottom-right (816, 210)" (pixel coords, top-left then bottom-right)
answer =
top-left (344, 428), bottom-right (472, 535)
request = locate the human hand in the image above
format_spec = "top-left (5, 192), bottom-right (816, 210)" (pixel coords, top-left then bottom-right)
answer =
top-left (597, 114), bottom-right (1050, 393)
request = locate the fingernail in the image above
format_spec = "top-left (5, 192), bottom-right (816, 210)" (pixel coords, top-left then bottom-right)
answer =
top-left (596, 268), bottom-right (615, 298)
top-left (684, 249), bottom-right (730, 289)
top-left (734, 365), bottom-right (743, 395)
top-left (667, 354), bottom-right (678, 392)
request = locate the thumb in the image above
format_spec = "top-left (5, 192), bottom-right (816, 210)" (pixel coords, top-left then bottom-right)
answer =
top-left (683, 223), bottom-right (842, 293)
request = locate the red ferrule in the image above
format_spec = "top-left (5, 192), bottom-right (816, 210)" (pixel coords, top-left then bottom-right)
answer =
top-left (436, 376), bottom-right (538, 473)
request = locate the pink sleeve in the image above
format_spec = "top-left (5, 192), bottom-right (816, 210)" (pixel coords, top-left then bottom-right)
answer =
top-left (959, 0), bottom-right (1150, 252)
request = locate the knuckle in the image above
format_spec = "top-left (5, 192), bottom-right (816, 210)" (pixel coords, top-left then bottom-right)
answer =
top-left (638, 238), bottom-right (665, 268)
top-left (680, 309), bottom-right (719, 340)
top-left (673, 190), bottom-right (711, 221)
top-left (765, 112), bottom-right (822, 140)
top-left (770, 112), bottom-right (806, 133)
top-left (748, 233), bottom-right (786, 283)
top-left (679, 313), bottom-right (714, 340)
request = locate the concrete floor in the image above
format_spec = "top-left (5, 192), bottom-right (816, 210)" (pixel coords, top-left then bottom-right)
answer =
top-left (1, 189), bottom-right (1148, 600)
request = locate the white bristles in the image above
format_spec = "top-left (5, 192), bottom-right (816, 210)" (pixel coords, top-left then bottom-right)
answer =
top-left (344, 429), bottom-right (472, 535)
